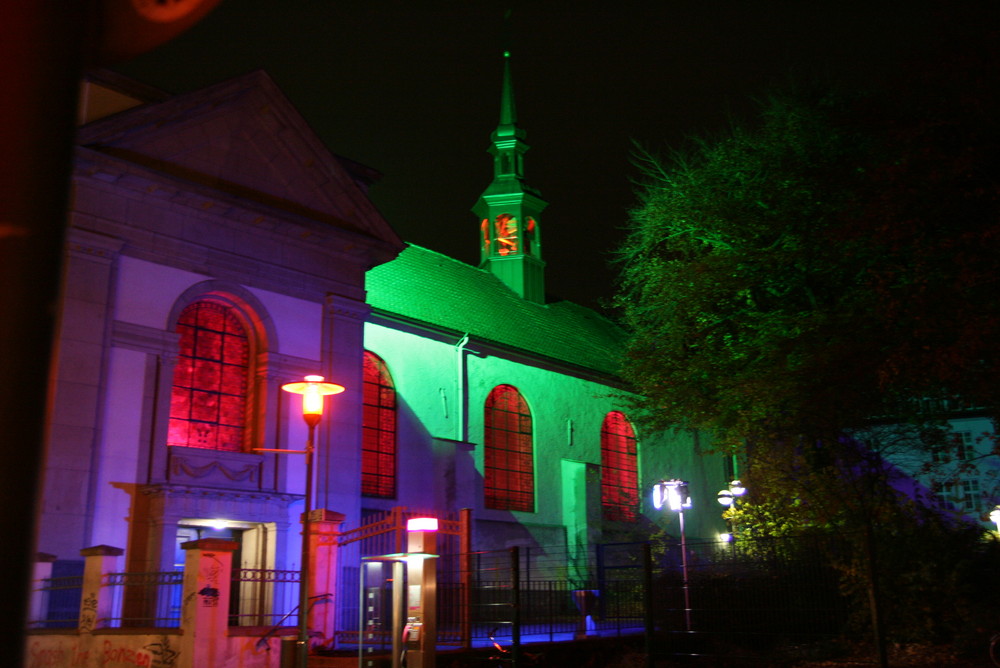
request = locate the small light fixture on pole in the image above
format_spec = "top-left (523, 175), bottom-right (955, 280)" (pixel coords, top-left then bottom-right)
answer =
top-left (717, 480), bottom-right (747, 544)
top-left (717, 479), bottom-right (746, 508)
top-left (990, 506), bottom-right (1000, 535)
top-left (273, 375), bottom-right (344, 668)
top-left (652, 479), bottom-right (692, 631)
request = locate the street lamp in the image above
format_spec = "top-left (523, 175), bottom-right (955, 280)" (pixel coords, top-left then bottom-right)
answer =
top-left (272, 375), bottom-right (344, 668)
top-left (717, 479), bottom-right (747, 541)
top-left (990, 505), bottom-right (1000, 535)
top-left (716, 479), bottom-right (746, 509)
top-left (652, 479), bottom-right (692, 631)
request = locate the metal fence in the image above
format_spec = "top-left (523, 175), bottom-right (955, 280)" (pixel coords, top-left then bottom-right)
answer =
top-left (447, 542), bottom-right (650, 646)
top-left (29, 574), bottom-right (84, 629)
top-left (30, 533), bottom-right (859, 662)
top-left (436, 535), bottom-right (856, 663)
top-left (653, 536), bottom-right (851, 660)
top-left (105, 571), bottom-right (184, 628)
top-left (230, 567), bottom-right (301, 627)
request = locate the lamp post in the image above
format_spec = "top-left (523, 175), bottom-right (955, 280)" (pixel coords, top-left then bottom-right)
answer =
top-left (717, 479), bottom-right (747, 542)
top-left (271, 375), bottom-right (344, 668)
top-left (990, 506), bottom-right (1000, 535)
top-left (652, 479), bottom-right (692, 631)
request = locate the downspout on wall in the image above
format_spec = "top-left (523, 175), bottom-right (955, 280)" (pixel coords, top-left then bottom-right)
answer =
top-left (455, 333), bottom-right (470, 442)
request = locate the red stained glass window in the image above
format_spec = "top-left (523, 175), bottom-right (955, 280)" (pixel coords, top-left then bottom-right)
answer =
top-left (362, 352), bottom-right (396, 498)
top-left (168, 301), bottom-right (248, 451)
top-left (601, 411), bottom-right (638, 521)
top-left (484, 385), bottom-right (533, 512)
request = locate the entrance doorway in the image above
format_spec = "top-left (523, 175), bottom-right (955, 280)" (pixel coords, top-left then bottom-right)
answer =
top-left (175, 520), bottom-right (281, 626)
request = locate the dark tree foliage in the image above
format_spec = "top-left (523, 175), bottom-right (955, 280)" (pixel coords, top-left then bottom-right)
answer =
top-left (616, 30), bottom-right (1000, 453)
top-left (616, 20), bottom-right (1000, 652)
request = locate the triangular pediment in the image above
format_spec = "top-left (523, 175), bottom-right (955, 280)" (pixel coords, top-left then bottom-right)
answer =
top-left (77, 70), bottom-right (401, 246)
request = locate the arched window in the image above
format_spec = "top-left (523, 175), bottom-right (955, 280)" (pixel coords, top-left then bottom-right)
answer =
top-left (168, 300), bottom-right (249, 451)
top-left (362, 352), bottom-right (396, 498)
top-left (601, 411), bottom-right (638, 521)
top-left (484, 385), bottom-right (534, 512)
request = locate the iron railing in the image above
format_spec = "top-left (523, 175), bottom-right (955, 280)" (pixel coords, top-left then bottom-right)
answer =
top-left (104, 571), bottom-right (184, 628)
top-left (29, 574), bottom-right (83, 629)
top-left (230, 568), bottom-right (300, 627)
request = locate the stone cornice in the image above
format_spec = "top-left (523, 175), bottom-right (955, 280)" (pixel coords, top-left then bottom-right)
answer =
top-left (112, 320), bottom-right (178, 355)
top-left (65, 227), bottom-right (124, 261)
top-left (139, 483), bottom-right (300, 504)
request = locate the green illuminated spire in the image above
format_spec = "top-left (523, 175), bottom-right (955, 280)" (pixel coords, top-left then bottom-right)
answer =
top-left (473, 38), bottom-right (548, 304)
top-left (497, 50), bottom-right (520, 135)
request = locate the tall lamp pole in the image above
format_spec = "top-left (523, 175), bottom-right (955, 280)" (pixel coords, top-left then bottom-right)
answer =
top-left (653, 479), bottom-right (693, 631)
top-left (264, 375), bottom-right (344, 668)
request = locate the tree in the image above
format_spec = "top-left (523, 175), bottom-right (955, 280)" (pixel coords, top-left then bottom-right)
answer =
top-left (615, 27), bottom-right (1000, 456)
top-left (614, 21), bottom-right (1000, 656)
top-left (617, 90), bottom-right (880, 447)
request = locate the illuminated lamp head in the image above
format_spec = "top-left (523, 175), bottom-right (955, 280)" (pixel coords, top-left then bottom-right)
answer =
top-left (281, 375), bottom-right (345, 427)
top-left (406, 517), bottom-right (439, 532)
top-left (652, 479), bottom-right (692, 512)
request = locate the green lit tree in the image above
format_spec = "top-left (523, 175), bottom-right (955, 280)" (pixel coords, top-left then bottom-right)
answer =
top-left (616, 32), bottom-right (1000, 480)
top-left (615, 27), bottom-right (1000, 658)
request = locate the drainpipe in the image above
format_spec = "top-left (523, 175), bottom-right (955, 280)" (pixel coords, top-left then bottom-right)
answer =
top-left (455, 333), bottom-right (469, 442)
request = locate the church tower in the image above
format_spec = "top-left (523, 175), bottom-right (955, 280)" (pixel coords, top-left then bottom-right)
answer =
top-left (473, 47), bottom-right (548, 304)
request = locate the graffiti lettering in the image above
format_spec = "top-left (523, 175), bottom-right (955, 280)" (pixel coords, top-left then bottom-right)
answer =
top-left (27, 641), bottom-right (89, 668)
top-left (80, 591), bottom-right (98, 632)
top-left (102, 639), bottom-right (152, 667)
top-left (144, 638), bottom-right (179, 668)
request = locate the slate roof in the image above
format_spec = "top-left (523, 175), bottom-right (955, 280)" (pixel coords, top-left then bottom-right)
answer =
top-left (365, 244), bottom-right (627, 378)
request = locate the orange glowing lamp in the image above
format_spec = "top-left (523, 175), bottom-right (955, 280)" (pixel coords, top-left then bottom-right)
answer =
top-left (281, 375), bottom-right (345, 427)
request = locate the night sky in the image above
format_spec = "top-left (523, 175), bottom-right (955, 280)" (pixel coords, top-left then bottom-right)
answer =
top-left (114, 1), bottom-right (947, 312)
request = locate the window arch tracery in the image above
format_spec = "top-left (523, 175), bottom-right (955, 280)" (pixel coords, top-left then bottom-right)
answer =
top-left (484, 385), bottom-right (534, 512)
top-left (362, 352), bottom-right (397, 498)
top-left (601, 411), bottom-right (638, 521)
top-left (168, 299), bottom-right (251, 451)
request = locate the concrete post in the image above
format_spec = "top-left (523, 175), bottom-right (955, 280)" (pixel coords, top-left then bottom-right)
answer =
top-left (179, 538), bottom-right (239, 668)
top-left (309, 508), bottom-right (345, 650)
top-left (79, 545), bottom-right (124, 632)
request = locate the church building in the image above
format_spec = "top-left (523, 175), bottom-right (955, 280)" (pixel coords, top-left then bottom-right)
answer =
top-left (32, 52), bottom-right (726, 648)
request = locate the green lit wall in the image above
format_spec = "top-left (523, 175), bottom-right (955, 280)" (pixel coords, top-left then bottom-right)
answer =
top-left (363, 319), bottom-right (728, 552)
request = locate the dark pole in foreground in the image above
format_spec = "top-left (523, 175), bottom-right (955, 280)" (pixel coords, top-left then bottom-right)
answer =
top-left (642, 542), bottom-right (655, 668)
top-left (298, 418), bottom-right (316, 668)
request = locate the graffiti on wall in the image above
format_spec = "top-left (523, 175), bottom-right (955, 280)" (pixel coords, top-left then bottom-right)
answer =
top-left (26, 636), bottom-right (180, 668)
top-left (26, 641), bottom-right (89, 668)
top-left (101, 637), bottom-right (180, 667)
top-left (199, 553), bottom-right (223, 608)
top-left (79, 592), bottom-right (97, 632)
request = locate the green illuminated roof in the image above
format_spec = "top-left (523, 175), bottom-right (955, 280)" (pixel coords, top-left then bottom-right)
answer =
top-left (365, 244), bottom-right (626, 379)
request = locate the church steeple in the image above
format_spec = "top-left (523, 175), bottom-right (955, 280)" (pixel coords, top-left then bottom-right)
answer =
top-left (473, 46), bottom-right (548, 304)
